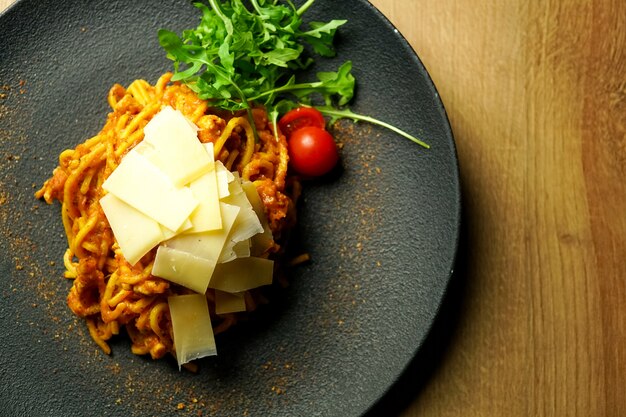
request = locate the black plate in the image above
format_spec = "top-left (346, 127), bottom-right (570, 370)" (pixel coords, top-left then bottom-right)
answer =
top-left (0, 1), bottom-right (460, 416)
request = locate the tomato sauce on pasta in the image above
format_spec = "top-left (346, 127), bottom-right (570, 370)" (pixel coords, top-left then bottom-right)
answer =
top-left (35, 73), bottom-right (299, 360)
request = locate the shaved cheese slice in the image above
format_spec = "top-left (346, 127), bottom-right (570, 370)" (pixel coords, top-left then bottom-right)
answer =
top-left (224, 172), bottom-right (244, 198)
top-left (99, 193), bottom-right (164, 265)
top-left (219, 239), bottom-right (251, 264)
top-left (222, 184), bottom-right (248, 207)
top-left (161, 219), bottom-right (193, 240)
top-left (209, 257), bottom-right (274, 293)
top-left (241, 181), bottom-right (274, 256)
top-left (227, 207), bottom-right (263, 245)
top-left (216, 161), bottom-right (235, 182)
top-left (233, 239), bottom-right (251, 258)
top-left (164, 203), bottom-right (240, 260)
top-left (250, 230), bottom-right (274, 256)
top-left (214, 177), bottom-right (265, 261)
top-left (187, 157), bottom-right (222, 234)
top-left (221, 181), bottom-right (263, 246)
top-left (202, 142), bottom-right (215, 160)
top-left (214, 290), bottom-right (247, 315)
top-left (152, 246), bottom-right (217, 294)
top-left (168, 294), bottom-right (216, 368)
top-left (241, 181), bottom-right (264, 215)
top-left (142, 106), bottom-right (212, 186)
top-left (102, 151), bottom-right (198, 231)
top-left (215, 161), bottom-right (234, 199)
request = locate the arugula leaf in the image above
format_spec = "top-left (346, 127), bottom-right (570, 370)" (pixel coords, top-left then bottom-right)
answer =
top-left (159, 0), bottom-right (429, 149)
top-left (313, 105), bottom-right (430, 148)
top-left (299, 20), bottom-right (346, 57)
top-left (159, 0), bottom-right (345, 112)
top-left (248, 61), bottom-right (355, 106)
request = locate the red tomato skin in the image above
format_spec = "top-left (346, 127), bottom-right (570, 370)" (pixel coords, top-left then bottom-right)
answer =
top-left (288, 126), bottom-right (339, 177)
top-left (278, 107), bottom-right (326, 138)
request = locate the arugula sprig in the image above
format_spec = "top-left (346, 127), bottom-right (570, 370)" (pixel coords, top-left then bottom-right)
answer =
top-left (315, 105), bottom-right (430, 148)
top-left (158, 0), bottom-right (428, 149)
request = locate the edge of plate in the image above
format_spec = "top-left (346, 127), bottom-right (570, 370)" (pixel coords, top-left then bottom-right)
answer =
top-left (358, 0), bottom-right (462, 415)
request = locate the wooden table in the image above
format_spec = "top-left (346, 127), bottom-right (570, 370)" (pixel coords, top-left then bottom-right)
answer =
top-left (366, 1), bottom-right (626, 416)
top-left (2, 0), bottom-right (624, 416)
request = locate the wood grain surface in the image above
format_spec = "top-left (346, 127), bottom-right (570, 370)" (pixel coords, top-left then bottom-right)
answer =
top-left (366, 0), bottom-right (626, 416)
top-left (2, 0), bottom-right (625, 416)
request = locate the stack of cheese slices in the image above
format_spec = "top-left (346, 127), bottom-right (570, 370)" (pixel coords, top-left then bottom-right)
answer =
top-left (100, 106), bottom-right (275, 367)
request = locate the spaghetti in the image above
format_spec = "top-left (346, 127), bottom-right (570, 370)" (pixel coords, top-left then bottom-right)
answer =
top-left (36, 73), bottom-right (299, 360)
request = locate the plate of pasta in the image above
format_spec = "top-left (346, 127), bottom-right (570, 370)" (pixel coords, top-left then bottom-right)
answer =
top-left (0, 0), bottom-right (460, 416)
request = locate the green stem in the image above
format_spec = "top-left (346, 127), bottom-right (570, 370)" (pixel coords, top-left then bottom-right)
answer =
top-left (208, 0), bottom-right (233, 35)
top-left (245, 106), bottom-right (261, 143)
top-left (230, 82), bottom-right (261, 142)
top-left (191, 56), bottom-right (260, 142)
top-left (268, 106), bottom-right (281, 145)
top-left (296, 0), bottom-right (315, 16)
top-left (316, 106), bottom-right (430, 149)
top-left (248, 81), bottom-right (322, 101)
top-left (249, 0), bottom-right (263, 16)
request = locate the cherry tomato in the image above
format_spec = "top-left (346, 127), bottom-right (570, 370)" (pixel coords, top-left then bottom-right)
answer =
top-left (288, 126), bottom-right (339, 177)
top-left (278, 107), bottom-right (326, 138)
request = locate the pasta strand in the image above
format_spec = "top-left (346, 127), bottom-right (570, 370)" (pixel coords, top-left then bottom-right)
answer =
top-left (35, 73), bottom-right (297, 361)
